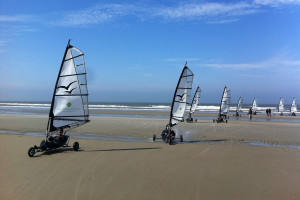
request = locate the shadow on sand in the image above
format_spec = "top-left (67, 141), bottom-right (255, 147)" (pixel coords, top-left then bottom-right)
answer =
top-left (87, 147), bottom-right (162, 152)
top-left (183, 139), bottom-right (229, 144)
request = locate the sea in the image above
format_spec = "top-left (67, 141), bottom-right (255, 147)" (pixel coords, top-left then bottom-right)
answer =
top-left (0, 101), bottom-right (299, 123)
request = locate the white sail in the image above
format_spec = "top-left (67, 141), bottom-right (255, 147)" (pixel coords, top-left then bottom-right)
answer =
top-left (47, 41), bottom-right (89, 134)
top-left (189, 86), bottom-right (201, 114)
top-left (220, 86), bottom-right (231, 114)
top-left (252, 98), bottom-right (258, 112)
top-left (291, 98), bottom-right (297, 113)
top-left (237, 97), bottom-right (243, 112)
top-left (170, 64), bottom-right (194, 126)
top-left (278, 98), bottom-right (284, 112)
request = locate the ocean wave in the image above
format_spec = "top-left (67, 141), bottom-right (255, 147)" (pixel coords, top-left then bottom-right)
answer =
top-left (0, 102), bottom-right (296, 113)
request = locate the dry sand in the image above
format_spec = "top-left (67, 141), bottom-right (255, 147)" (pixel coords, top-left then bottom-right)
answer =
top-left (1, 113), bottom-right (300, 200)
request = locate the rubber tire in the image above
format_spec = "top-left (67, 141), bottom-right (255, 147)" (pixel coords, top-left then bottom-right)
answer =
top-left (226, 120), bottom-right (228, 123)
top-left (28, 147), bottom-right (35, 157)
top-left (153, 134), bottom-right (156, 141)
top-left (169, 137), bottom-right (172, 145)
top-left (73, 142), bottom-right (79, 151)
top-left (180, 135), bottom-right (183, 142)
top-left (195, 119), bottom-right (197, 123)
top-left (213, 119), bottom-right (215, 123)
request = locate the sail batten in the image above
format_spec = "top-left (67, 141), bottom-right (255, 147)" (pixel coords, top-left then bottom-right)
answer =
top-left (169, 65), bottom-right (194, 127)
top-left (55, 94), bottom-right (88, 97)
top-left (59, 73), bottom-right (87, 77)
top-left (47, 40), bottom-right (89, 135)
top-left (64, 53), bottom-right (84, 61)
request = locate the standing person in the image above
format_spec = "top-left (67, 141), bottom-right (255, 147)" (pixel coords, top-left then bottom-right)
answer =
top-left (248, 108), bottom-right (253, 120)
top-left (266, 108), bottom-right (269, 117)
top-left (268, 108), bottom-right (271, 117)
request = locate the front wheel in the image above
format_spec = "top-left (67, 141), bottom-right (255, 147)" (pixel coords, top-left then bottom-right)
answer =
top-left (73, 142), bottom-right (79, 151)
top-left (28, 147), bottom-right (35, 157)
top-left (180, 135), bottom-right (183, 142)
top-left (153, 134), bottom-right (156, 141)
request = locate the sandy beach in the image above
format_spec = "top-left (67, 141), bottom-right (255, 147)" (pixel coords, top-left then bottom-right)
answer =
top-left (1, 113), bottom-right (300, 199)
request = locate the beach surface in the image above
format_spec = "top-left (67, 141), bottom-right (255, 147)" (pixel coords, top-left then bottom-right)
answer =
top-left (1, 113), bottom-right (300, 199)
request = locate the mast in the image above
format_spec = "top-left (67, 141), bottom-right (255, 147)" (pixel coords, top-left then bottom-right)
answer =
top-left (47, 40), bottom-right (71, 136)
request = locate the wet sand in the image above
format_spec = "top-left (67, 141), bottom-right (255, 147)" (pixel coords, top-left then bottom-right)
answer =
top-left (1, 113), bottom-right (300, 199)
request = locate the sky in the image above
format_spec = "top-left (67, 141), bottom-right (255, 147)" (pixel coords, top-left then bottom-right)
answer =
top-left (0, 0), bottom-right (300, 104)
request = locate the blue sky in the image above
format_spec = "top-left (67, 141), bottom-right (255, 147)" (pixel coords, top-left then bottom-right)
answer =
top-left (0, 0), bottom-right (300, 104)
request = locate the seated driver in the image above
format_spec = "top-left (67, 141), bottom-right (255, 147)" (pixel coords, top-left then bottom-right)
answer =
top-left (161, 125), bottom-right (176, 143)
top-left (48, 128), bottom-right (66, 148)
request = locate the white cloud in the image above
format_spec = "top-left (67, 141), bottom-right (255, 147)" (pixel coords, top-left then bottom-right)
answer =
top-left (207, 18), bottom-right (239, 24)
top-left (155, 2), bottom-right (259, 20)
top-left (52, 4), bottom-right (140, 26)
top-left (49, 1), bottom-right (300, 26)
top-left (253, 0), bottom-right (300, 7)
top-left (0, 40), bottom-right (8, 46)
top-left (0, 15), bottom-right (35, 22)
top-left (197, 56), bottom-right (300, 70)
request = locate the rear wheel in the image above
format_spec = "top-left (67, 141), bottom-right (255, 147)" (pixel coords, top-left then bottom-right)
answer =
top-left (180, 135), bottom-right (183, 142)
top-left (153, 134), bottom-right (156, 141)
top-left (73, 142), bottom-right (79, 151)
top-left (28, 147), bottom-right (35, 157)
top-left (226, 120), bottom-right (228, 123)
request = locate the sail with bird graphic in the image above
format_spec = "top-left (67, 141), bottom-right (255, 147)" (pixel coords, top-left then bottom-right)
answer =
top-left (46, 40), bottom-right (89, 137)
top-left (169, 63), bottom-right (194, 127)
